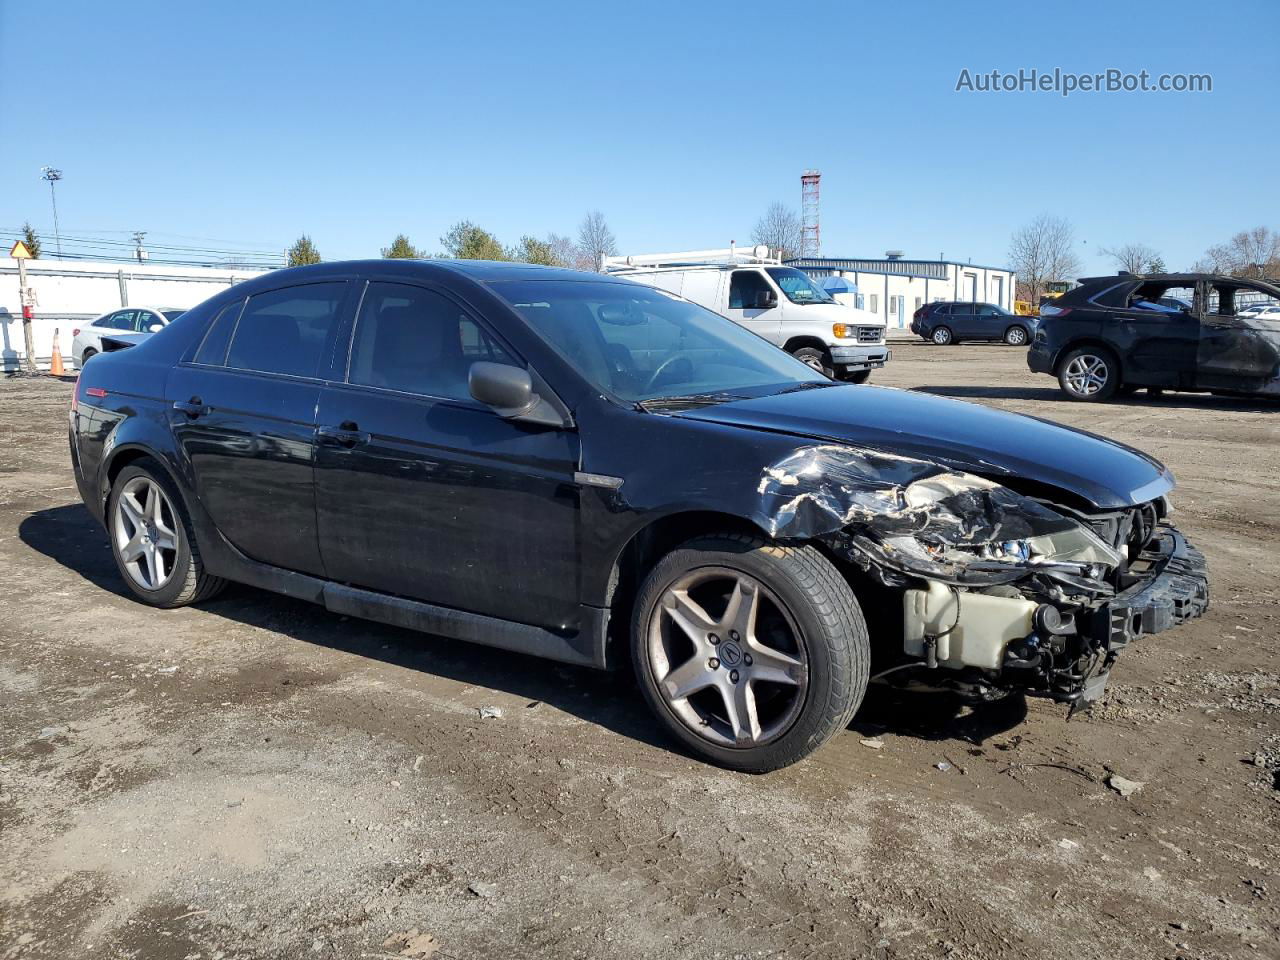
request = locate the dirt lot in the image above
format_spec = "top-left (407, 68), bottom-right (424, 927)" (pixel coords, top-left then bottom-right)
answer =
top-left (1, 343), bottom-right (1277, 960)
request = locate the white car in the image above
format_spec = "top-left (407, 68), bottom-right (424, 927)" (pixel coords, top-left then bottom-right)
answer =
top-left (1238, 301), bottom-right (1279, 319)
top-left (72, 306), bottom-right (185, 368)
top-left (604, 247), bottom-right (889, 382)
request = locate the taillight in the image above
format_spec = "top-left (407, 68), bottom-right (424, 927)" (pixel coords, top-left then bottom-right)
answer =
top-left (1040, 305), bottom-right (1072, 318)
top-left (72, 328), bottom-right (80, 337)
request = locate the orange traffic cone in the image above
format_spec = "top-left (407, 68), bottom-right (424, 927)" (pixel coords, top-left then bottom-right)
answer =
top-left (49, 328), bottom-right (65, 377)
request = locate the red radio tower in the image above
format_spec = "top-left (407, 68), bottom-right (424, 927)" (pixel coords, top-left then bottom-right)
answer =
top-left (800, 169), bottom-right (821, 258)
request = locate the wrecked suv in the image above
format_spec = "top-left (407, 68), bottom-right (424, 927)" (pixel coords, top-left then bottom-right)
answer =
top-left (69, 260), bottom-right (1209, 772)
top-left (1029, 272), bottom-right (1280, 401)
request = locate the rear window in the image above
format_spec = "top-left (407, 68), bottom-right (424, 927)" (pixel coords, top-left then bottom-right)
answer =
top-left (194, 299), bottom-right (245, 365)
top-left (226, 282), bottom-right (346, 378)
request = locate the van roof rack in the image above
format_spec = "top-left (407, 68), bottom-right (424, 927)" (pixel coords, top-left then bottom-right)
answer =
top-left (602, 243), bottom-right (781, 273)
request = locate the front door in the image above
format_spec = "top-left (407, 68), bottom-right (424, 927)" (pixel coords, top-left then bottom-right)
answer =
top-left (724, 269), bottom-right (782, 344)
top-left (1197, 280), bottom-right (1280, 394)
top-left (975, 304), bottom-right (1005, 339)
top-left (313, 280), bottom-right (583, 630)
top-left (1111, 295), bottom-right (1198, 389)
top-left (167, 281), bottom-right (353, 576)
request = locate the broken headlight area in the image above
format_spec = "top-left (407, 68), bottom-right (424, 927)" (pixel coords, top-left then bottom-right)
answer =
top-left (754, 445), bottom-right (1206, 707)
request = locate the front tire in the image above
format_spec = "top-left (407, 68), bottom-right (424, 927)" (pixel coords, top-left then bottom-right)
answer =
top-left (1057, 346), bottom-right (1119, 402)
top-left (931, 326), bottom-right (954, 345)
top-left (107, 459), bottom-right (226, 608)
top-left (791, 346), bottom-right (833, 378)
top-left (1003, 325), bottom-right (1029, 346)
top-left (631, 533), bottom-right (869, 772)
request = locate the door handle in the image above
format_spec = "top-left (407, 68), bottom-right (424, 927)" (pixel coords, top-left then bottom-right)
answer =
top-left (317, 422), bottom-right (370, 447)
top-left (172, 398), bottom-right (208, 419)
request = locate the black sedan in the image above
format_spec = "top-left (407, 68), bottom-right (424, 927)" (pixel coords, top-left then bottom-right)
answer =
top-left (69, 260), bottom-right (1208, 771)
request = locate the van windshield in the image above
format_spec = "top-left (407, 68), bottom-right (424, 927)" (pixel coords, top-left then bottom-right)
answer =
top-left (766, 267), bottom-right (835, 304)
top-left (491, 280), bottom-right (827, 405)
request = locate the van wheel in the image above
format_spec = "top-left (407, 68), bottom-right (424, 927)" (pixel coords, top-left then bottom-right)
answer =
top-left (791, 347), bottom-right (833, 377)
top-left (931, 326), bottom-right (954, 345)
top-left (107, 459), bottom-right (227, 608)
top-left (1058, 346), bottom-right (1119, 401)
top-left (631, 533), bottom-right (869, 772)
top-left (1003, 325), bottom-right (1029, 346)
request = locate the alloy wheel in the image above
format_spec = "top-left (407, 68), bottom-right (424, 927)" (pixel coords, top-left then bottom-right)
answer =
top-left (112, 476), bottom-right (180, 591)
top-left (1063, 353), bottom-right (1109, 397)
top-left (932, 327), bottom-right (952, 345)
top-left (647, 567), bottom-right (809, 748)
top-left (1005, 326), bottom-right (1028, 345)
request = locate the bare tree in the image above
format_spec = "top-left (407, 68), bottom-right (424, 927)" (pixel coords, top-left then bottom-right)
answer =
top-left (1007, 214), bottom-right (1082, 302)
top-left (545, 232), bottom-right (579, 268)
top-left (577, 211), bottom-right (617, 272)
top-left (750, 202), bottom-right (803, 260)
top-left (1192, 226), bottom-right (1280, 279)
top-left (1099, 241), bottom-right (1161, 275)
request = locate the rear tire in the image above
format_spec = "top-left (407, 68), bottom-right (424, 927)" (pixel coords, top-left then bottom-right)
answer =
top-left (1057, 346), bottom-right (1119, 402)
top-left (80, 348), bottom-right (97, 367)
top-left (631, 533), bottom-right (869, 772)
top-left (931, 326), bottom-right (954, 345)
top-left (107, 459), bottom-right (227, 608)
top-left (1003, 325), bottom-right (1029, 346)
top-left (791, 347), bottom-right (833, 378)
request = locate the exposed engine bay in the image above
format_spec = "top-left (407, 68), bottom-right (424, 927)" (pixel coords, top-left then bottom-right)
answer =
top-left (753, 445), bottom-right (1210, 706)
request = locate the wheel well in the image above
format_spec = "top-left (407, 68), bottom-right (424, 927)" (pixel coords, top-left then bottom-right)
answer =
top-left (603, 511), bottom-right (769, 665)
top-left (781, 337), bottom-right (829, 356)
top-left (1055, 338), bottom-right (1122, 376)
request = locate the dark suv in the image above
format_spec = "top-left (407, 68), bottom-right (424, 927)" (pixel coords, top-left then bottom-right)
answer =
top-left (70, 260), bottom-right (1207, 771)
top-left (1028, 273), bottom-right (1280, 401)
top-left (911, 301), bottom-right (1036, 346)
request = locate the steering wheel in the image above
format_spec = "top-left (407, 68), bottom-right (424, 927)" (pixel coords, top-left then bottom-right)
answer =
top-left (643, 352), bottom-right (697, 393)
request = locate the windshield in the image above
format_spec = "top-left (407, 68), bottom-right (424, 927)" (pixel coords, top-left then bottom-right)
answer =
top-left (765, 267), bottom-right (834, 304)
top-left (490, 280), bottom-right (827, 404)
top-left (161, 310), bottom-right (185, 322)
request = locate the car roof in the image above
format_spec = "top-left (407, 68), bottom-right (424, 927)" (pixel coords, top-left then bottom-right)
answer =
top-left (245, 259), bottom-right (636, 289)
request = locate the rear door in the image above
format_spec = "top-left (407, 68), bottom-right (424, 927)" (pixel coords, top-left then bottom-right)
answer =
top-left (168, 280), bottom-right (354, 576)
top-left (1197, 280), bottom-right (1280, 394)
top-left (950, 303), bottom-right (979, 337)
top-left (313, 279), bottom-right (583, 630)
top-left (724, 269), bottom-right (783, 345)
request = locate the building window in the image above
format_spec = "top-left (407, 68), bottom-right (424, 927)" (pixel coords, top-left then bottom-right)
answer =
top-left (915, 297), bottom-right (922, 311)
top-left (855, 294), bottom-right (865, 310)
top-left (869, 294), bottom-right (879, 314)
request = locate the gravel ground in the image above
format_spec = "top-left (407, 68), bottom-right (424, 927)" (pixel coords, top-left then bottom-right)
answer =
top-left (1, 343), bottom-right (1277, 960)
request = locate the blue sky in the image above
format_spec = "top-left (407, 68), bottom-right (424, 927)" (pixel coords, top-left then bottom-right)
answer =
top-left (1, 0), bottom-right (1276, 272)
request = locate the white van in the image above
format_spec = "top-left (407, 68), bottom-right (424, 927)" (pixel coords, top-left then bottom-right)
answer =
top-left (603, 246), bottom-right (889, 382)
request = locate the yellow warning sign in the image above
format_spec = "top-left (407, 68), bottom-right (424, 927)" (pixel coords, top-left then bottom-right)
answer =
top-left (9, 240), bottom-right (33, 259)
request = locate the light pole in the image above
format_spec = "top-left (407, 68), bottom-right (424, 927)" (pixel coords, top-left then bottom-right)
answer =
top-left (40, 167), bottom-right (63, 258)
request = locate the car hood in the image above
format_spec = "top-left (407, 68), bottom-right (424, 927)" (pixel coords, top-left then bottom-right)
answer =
top-left (673, 384), bottom-right (1172, 509)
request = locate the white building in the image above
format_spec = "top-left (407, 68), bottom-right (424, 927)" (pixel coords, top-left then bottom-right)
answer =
top-left (1, 257), bottom-right (273, 370)
top-left (789, 256), bottom-right (1017, 330)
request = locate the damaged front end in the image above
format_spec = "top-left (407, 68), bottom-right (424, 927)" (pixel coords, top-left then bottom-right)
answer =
top-left (753, 445), bottom-right (1209, 707)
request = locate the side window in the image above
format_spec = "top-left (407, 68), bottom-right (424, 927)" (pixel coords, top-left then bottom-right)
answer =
top-left (136, 310), bottom-right (162, 331)
top-left (728, 270), bottom-right (772, 309)
top-left (978, 304), bottom-right (1000, 316)
top-left (194, 299), bottom-right (245, 366)
top-left (348, 282), bottom-right (516, 400)
top-left (109, 310), bottom-right (137, 330)
top-left (226, 282), bottom-right (346, 378)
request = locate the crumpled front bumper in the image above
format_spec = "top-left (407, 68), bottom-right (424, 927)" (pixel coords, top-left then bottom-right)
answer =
top-left (1072, 525), bottom-right (1209, 703)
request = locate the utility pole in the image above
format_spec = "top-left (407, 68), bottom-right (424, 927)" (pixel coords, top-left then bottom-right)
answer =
top-left (10, 240), bottom-right (39, 374)
top-left (40, 167), bottom-right (63, 258)
top-left (132, 231), bottom-right (148, 262)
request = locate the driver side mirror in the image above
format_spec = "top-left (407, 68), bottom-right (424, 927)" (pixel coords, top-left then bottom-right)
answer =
top-left (148, 323), bottom-right (164, 333)
top-left (754, 290), bottom-right (778, 309)
top-left (468, 361), bottom-right (567, 428)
